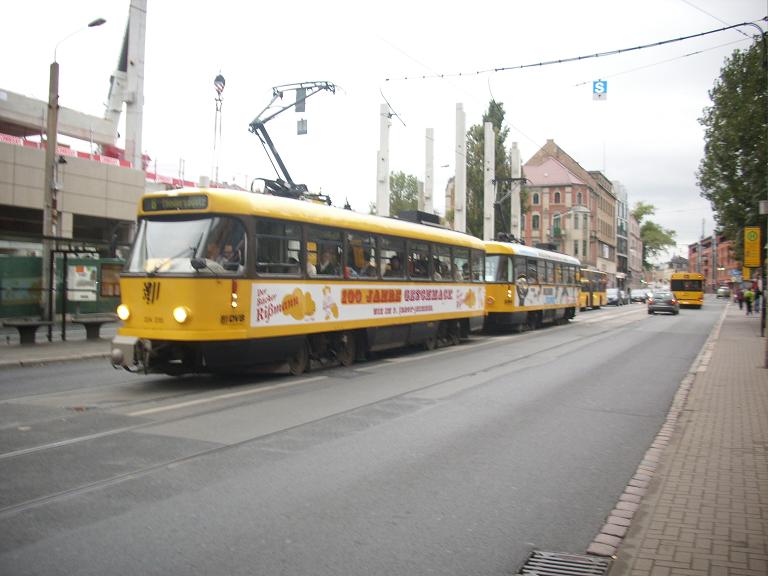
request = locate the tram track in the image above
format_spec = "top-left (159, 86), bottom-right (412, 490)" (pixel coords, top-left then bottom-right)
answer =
top-left (0, 307), bottom-right (647, 518)
top-left (1, 307), bottom-right (645, 464)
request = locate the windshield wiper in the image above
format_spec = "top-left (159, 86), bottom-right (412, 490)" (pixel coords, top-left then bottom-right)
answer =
top-left (148, 236), bottom-right (201, 276)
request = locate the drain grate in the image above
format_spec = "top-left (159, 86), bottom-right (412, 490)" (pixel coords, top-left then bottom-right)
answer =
top-left (516, 550), bottom-right (612, 576)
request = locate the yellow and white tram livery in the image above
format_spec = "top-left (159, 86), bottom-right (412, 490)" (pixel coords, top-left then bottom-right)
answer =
top-left (111, 188), bottom-right (486, 375)
top-left (483, 241), bottom-right (581, 330)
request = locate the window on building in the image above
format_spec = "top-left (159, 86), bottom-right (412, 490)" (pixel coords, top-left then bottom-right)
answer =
top-left (532, 214), bottom-right (540, 230)
top-left (532, 193), bottom-right (540, 205)
top-left (554, 191), bottom-right (561, 203)
top-left (577, 192), bottom-right (583, 204)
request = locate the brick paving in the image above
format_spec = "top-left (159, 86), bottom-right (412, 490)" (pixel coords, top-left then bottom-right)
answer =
top-left (602, 303), bottom-right (768, 576)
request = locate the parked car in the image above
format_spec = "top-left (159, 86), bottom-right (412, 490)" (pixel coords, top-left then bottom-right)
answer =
top-left (619, 289), bottom-right (630, 304)
top-left (716, 286), bottom-right (731, 299)
top-left (647, 291), bottom-right (680, 315)
top-left (606, 288), bottom-right (623, 306)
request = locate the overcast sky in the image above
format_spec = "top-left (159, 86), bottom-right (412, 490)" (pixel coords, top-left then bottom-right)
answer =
top-left (2, 0), bottom-right (765, 257)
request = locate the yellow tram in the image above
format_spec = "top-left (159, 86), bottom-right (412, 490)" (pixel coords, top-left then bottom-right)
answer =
top-left (110, 188), bottom-right (486, 375)
top-left (484, 241), bottom-right (581, 330)
top-left (579, 267), bottom-right (608, 310)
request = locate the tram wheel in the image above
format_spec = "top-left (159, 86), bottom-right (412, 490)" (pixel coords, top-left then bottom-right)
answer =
top-left (287, 339), bottom-right (310, 375)
top-left (336, 332), bottom-right (356, 367)
top-left (447, 321), bottom-right (460, 346)
top-left (423, 334), bottom-right (437, 351)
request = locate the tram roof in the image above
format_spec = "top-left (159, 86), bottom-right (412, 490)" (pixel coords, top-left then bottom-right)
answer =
top-left (484, 240), bottom-right (581, 266)
top-left (139, 187), bottom-right (485, 249)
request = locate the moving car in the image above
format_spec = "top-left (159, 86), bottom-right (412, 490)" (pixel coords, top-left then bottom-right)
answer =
top-left (716, 286), bottom-right (731, 299)
top-left (630, 289), bottom-right (648, 303)
top-left (647, 291), bottom-right (680, 315)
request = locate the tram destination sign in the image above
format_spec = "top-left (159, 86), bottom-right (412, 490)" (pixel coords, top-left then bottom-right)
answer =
top-left (143, 195), bottom-right (209, 212)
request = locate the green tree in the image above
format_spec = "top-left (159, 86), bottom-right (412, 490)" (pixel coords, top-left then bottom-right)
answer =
top-left (466, 100), bottom-right (512, 239)
top-left (368, 171), bottom-right (419, 216)
top-left (631, 202), bottom-right (677, 269)
top-left (389, 171), bottom-right (419, 216)
top-left (697, 38), bottom-right (767, 258)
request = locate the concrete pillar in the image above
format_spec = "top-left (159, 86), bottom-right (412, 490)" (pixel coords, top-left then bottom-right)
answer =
top-left (124, 0), bottom-right (147, 171)
top-left (509, 142), bottom-right (522, 241)
top-left (376, 103), bottom-right (391, 217)
top-left (483, 122), bottom-right (495, 241)
top-left (423, 128), bottom-right (434, 213)
top-left (454, 104), bottom-right (466, 232)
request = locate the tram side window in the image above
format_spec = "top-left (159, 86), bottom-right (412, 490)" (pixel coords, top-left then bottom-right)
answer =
top-left (470, 250), bottom-right (484, 282)
top-left (253, 219), bottom-right (299, 276)
top-left (538, 260), bottom-right (547, 283)
top-left (381, 236), bottom-right (406, 278)
top-left (307, 226), bottom-right (343, 277)
top-left (484, 255), bottom-right (505, 282)
top-left (434, 245), bottom-right (452, 281)
top-left (554, 263), bottom-right (563, 285)
top-left (347, 231), bottom-right (378, 279)
top-left (408, 241), bottom-right (430, 280)
top-left (545, 261), bottom-right (554, 284)
top-left (514, 256), bottom-right (526, 283)
top-left (527, 258), bottom-right (539, 284)
top-left (453, 248), bottom-right (470, 281)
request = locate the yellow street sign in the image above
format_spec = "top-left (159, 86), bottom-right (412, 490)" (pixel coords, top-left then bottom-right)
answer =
top-left (744, 227), bottom-right (761, 268)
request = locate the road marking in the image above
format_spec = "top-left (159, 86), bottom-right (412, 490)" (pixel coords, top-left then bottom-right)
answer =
top-left (128, 375), bottom-right (326, 417)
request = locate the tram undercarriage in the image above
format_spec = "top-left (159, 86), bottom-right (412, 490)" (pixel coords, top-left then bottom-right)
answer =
top-left (111, 317), bottom-right (481, 376)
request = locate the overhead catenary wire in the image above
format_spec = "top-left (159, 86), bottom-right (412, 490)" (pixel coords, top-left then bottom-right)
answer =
top-left (385, 19), bottom-right (767, 82)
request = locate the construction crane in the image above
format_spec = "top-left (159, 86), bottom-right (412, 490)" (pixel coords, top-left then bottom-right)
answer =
top-left (249, 81), bottom-right (336, 203)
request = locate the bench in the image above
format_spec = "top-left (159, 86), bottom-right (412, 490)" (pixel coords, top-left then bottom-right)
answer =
top-left (2, 319), bottom-right (54, 345)
top-left (71, 313), bottom-right (119, 340)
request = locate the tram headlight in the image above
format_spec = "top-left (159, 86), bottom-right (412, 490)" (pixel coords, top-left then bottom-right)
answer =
top-left (172, 306), bottom-right (191, 324)
top-left (116, 304), bottom-right (130, 321)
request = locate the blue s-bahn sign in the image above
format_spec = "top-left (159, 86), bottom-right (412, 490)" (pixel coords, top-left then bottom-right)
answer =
top-left (593, 80), bottom-right (607, 100)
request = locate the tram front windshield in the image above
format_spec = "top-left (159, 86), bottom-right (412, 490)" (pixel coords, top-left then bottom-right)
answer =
top-left (127, 216), bottom-right (246, 275)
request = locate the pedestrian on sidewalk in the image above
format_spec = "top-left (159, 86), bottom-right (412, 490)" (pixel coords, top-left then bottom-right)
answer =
top-left (744, 287), bottom-right (754, 315)
top-left (754, 287), bottom-right (762, 314)
top-left (736, 288), bottom-right (744, 310)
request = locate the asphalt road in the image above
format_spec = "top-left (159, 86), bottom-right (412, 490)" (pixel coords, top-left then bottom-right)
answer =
top-left (0, 299), bottom-right (724, 576)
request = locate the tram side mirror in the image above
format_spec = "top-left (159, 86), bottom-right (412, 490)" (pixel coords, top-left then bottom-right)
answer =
top-left (190, 258), bottom-right (207, 271)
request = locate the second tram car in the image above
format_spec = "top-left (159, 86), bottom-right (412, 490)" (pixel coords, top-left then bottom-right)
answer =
top-left (110, 188), bottom-right (486, 375)
top-left (579, 267), bottom-right (608, 310)
top-left (484, 241), bottom-right (581, 330)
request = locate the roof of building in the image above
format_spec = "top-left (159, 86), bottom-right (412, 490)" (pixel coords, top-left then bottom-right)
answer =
top-left (523, 157), bottom-right (586, 187)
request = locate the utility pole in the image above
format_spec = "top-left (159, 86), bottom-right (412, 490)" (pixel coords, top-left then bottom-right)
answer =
top-left (454, 104), bottom-right (466, 233)
top-left (483, 122), bottom-right (495, 241)
top-left (423, 128), bottom-right (434, 213)
top-left (509, 143), bottom-right (522, 241)
top-left (376, 103), bottom-right (391, 217)
top-left (42, 61), bottom-right (59, 326)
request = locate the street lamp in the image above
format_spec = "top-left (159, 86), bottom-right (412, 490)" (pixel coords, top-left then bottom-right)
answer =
top-left (42, 18), bottom-right (106, 335)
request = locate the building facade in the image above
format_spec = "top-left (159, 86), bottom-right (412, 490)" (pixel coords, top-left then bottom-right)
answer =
top-left (688, 233), bottom-right (741, 290)
top-left (523, 140), bottom-right (617, 282)
top-left (612, 181), bottom-right (629, 290)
